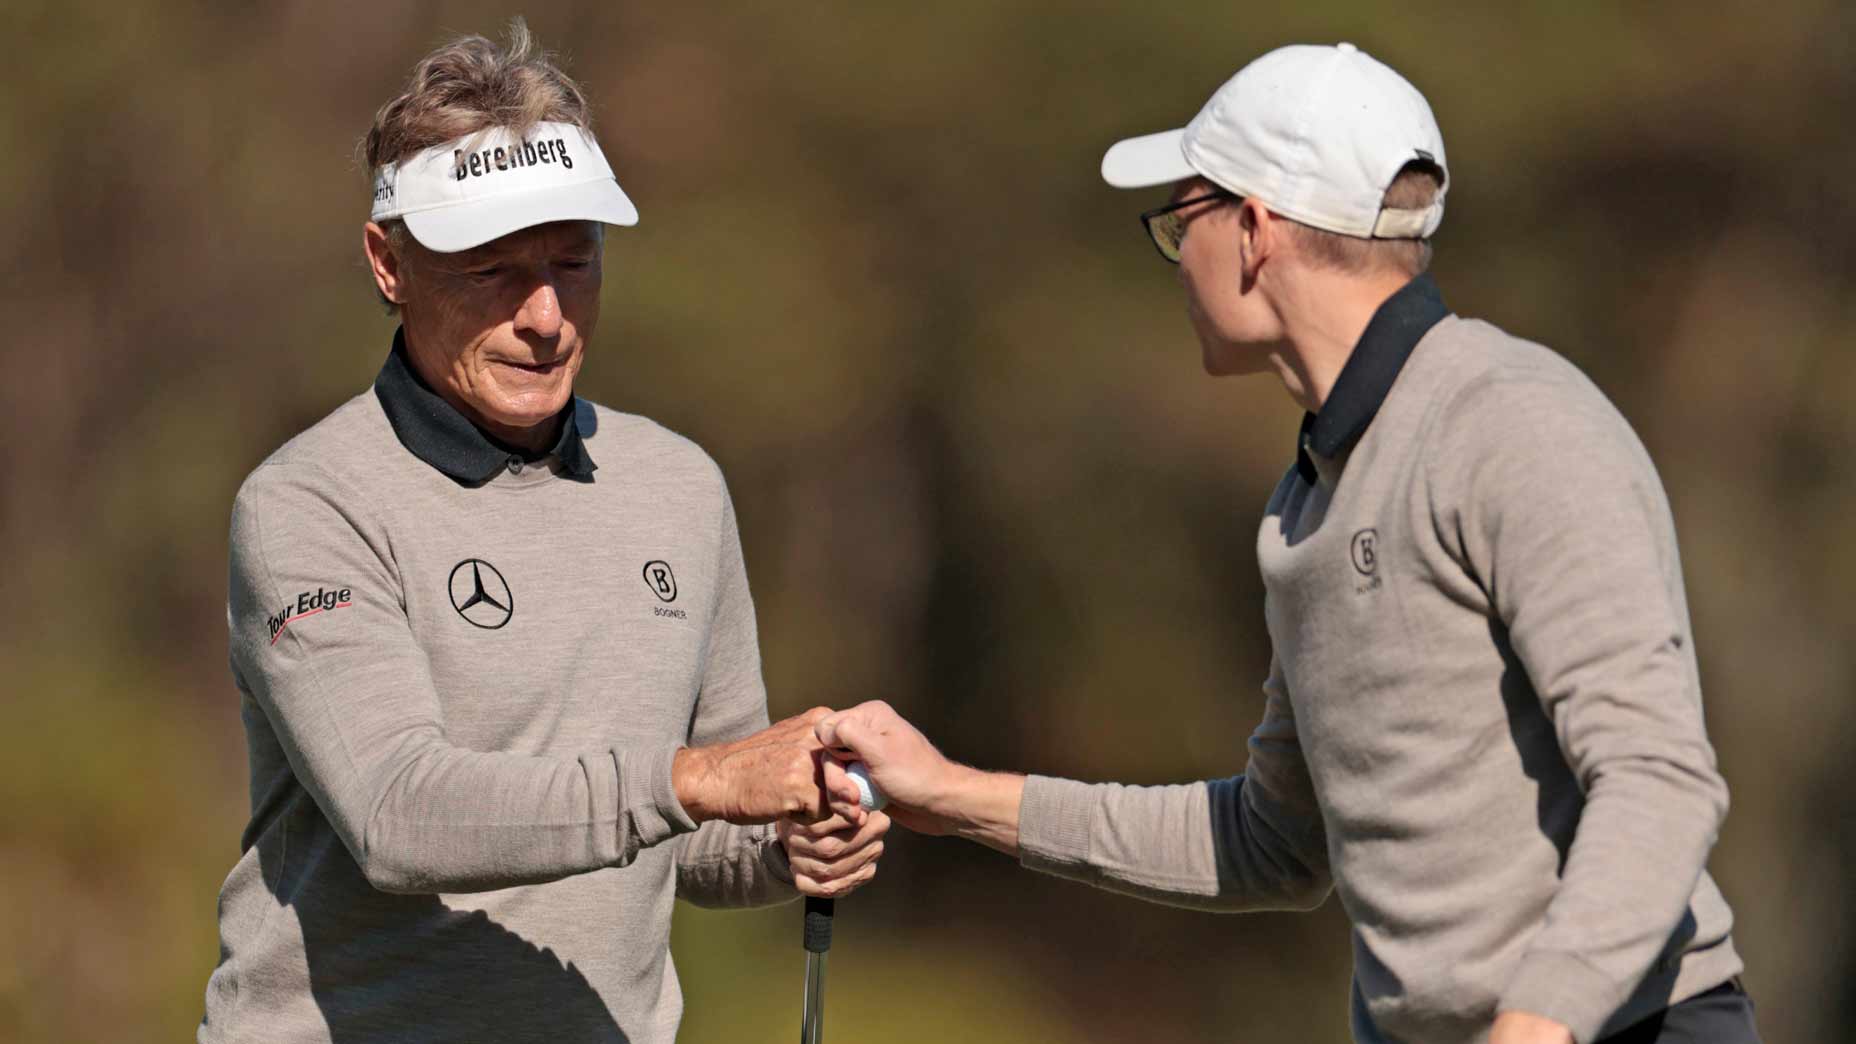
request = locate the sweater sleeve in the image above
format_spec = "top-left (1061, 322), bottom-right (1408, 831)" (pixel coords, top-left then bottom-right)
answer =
top-left (228, 462), bottom-right (696, 895)
top-left (1431, 375), bottom-right (1729, 1043)
top-left (1017, 657), bottom-right (1332, 912)
top-left (672, 478), bottom-right (799, 909)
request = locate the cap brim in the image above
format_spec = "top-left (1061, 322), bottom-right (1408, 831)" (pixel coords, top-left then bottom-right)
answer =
top-left (1100, 128), bottom-right (1194, 189)
top-left (402, 178), bottom-right (640, 253)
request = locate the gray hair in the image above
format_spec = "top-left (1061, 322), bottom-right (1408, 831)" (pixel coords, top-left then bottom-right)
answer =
top-left (363, 17), bottom-right (591, 176)
top-left (361, 19), bottom-right (593, 308)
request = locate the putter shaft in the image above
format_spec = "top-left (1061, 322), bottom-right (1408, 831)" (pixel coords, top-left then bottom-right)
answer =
top-left (801, 950), bottom-right (828, 1044)
top-left (800, 897), bottom-right (834, 1044)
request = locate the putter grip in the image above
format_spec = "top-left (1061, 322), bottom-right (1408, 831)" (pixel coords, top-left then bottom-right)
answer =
top-left (803, 897), bottom-right (834, 954)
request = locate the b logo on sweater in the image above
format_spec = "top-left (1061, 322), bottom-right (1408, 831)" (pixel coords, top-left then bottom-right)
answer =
top-left (642, 560), bottom-right (688, 619)
top-left (1350, 529), bottom-right (1379, 575)
top-left (1350, 528), bottom-right (1383, 595)
top-left (642, 561), bottom-right (678, 602)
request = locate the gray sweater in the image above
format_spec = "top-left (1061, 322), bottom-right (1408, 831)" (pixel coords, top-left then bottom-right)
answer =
top-left (1018, 285), bottom-right (1741, 1044)
top-left (200, 340), bottom-right (794, 1043)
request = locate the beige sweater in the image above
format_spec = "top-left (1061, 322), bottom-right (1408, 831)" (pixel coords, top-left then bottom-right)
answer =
top-left (1019, 279), bottom-right (1741, 1044)
top-left (200, 337), bottom-right (795, 1044)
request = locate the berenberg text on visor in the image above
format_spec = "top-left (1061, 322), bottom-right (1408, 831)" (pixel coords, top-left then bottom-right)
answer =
top-left (453, 134), bottom-right (576, 181)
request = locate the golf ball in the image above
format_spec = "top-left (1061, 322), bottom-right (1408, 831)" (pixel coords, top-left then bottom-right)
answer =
top-left (846, 761), bottom-right (887, 812)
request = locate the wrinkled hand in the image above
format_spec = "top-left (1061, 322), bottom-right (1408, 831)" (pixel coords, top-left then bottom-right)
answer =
top-left (779, 805), bottom-right (890, 898)
top-left (673, 708), bottom-right (866, 825)
top-left (1489, 1011), bottom-right (1574, 1044)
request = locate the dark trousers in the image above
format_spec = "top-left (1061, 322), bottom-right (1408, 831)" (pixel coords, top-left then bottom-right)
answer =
top-left (1597, 980), bottom-right (1761, 1043)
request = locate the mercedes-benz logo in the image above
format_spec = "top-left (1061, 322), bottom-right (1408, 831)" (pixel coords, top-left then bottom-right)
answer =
top-left (448, 558), bottom-right (514, 629)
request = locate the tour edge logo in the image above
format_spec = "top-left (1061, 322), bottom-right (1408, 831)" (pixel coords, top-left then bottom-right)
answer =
top-left (453, 136), bottom-right (574, 182)
top-left (267, 586), bottom-right (353, 645)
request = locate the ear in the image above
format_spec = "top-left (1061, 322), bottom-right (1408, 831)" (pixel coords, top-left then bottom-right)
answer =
top-left (363, 221), bottom-right (409, 305)
top-left (1235, 198), bottom-right (1276, 290)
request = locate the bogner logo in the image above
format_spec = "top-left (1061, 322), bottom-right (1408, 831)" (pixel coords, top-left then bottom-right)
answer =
top-left (643, 560), bottom-right (686, 619)
top-left (453, 137), bottom-right (574, 181)
top-left (1350, 528), bottom-right (1383, 595)
top-left (267, 586), bottom-right (353, 646)
top-left (643, 561), bottom-right (678, 602)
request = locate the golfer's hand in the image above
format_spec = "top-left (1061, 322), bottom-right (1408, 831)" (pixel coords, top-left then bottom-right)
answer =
top-left (1489, 1011), bottom-right (1574, 1044)
top-left (778, 808), bottom-right (890, 898)
top-left (673, 708), bottom-right (866, 826)
top-left (815, 701), bottom-right (1024, 853)
top-left (812, 701), bottom-right (952, 828)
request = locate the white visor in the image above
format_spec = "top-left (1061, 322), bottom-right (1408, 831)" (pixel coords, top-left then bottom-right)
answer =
top-left (370, 121), bottom-right (638, 252)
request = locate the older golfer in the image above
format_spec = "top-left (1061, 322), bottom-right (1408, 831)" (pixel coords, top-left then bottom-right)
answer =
top-left (198, 24), bottom-right (886, 1043)
top-left (820, 43), bottom-right (1757, 1044)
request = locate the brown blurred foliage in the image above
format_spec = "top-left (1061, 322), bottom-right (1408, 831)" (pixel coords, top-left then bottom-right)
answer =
top-left (3, 2), bottom-right (1852, 1041)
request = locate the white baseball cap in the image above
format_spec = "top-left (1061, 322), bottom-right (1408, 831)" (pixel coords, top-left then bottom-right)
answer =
top-left (1101, 43), bottom-right (1447, 239)
top-left (370, 120), bottom-right (638, 252)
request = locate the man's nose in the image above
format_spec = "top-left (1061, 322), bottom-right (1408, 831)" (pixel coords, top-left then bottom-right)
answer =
top-left (515, 282), bottom-right (563, 339)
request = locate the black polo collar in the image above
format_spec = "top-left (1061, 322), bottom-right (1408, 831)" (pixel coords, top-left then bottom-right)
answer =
top-left (374, 328), bottom-right (596, 484)
top-left (1296, 273), bottom-right (1449, 484)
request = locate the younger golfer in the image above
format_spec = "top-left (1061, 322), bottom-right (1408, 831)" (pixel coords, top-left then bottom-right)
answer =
top-left (822, 43), bottom-right (1758, 1044)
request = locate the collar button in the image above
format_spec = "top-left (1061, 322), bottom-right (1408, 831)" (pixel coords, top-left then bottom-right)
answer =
top-left (506, 457), bottom-right (523, 474)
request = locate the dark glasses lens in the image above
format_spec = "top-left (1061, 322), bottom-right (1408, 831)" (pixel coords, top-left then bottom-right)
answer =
top-left (1139, 191), bottom-right (1235, 264)
top-left (1147, 210), bottom-right (1187, 262)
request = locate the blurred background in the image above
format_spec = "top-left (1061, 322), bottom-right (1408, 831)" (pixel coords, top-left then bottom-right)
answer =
top-left (4, 1), bottom-right (1853, 1040)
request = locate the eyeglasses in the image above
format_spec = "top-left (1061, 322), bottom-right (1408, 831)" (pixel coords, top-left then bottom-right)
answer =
top-left (1139, 189), bottom-right (1237, 263)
